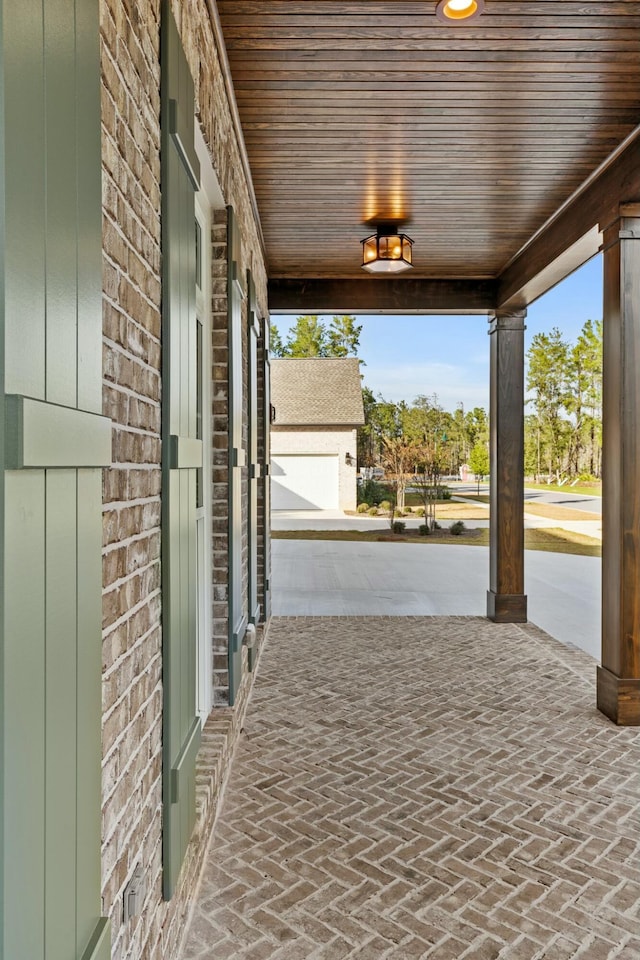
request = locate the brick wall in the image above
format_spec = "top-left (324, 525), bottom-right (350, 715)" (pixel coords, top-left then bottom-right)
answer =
top-left (101, 1), bottom-right (164, 957)
top-left (100, 1), bottom-right (269, 957)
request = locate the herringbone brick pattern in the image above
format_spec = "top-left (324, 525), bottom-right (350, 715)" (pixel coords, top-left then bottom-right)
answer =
top-left (182, 617), bottom-right (640, 959)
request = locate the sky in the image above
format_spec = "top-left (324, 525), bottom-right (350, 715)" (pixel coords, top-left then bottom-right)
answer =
top-left (272, 254), bottom-right (603, 413)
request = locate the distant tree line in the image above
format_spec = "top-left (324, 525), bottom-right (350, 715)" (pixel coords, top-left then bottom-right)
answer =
top-left (526, 318), bottom-right (602, 481)
top-left (359, 391), bottom-right (489, 479)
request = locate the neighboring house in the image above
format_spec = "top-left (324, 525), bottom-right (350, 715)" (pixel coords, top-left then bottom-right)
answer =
top-left (271, 358), bottom-right (365, 512)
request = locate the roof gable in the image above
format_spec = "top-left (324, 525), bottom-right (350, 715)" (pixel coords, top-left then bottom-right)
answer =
top-left (271, 358), bottom-right (365, 427)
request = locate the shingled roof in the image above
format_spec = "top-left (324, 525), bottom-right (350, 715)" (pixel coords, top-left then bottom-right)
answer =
top-left (271, 358), bottom-right (365, 427)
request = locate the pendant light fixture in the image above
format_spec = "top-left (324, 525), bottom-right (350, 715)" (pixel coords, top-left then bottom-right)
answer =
top-left (361, 223), bottom-right (413, 274)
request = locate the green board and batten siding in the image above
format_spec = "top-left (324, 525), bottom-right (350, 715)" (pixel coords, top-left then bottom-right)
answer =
top-left (263, 318), bottom-right (272, 621)
top-left (247, 272), bottom-right (261, 637)
top-left (1, 1), bottom-right (110, 959)
top-left (228, 208), bottom-right (247, 704)
top-left (247, 272), bottom-right (261, 672)
top-left (160, 3), bottom-right (203, 900)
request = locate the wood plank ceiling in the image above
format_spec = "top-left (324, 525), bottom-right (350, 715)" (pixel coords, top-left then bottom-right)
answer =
top-left (217, 1), bottom-right (640, 281)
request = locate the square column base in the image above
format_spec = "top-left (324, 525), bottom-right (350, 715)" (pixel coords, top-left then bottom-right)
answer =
top-left (487, 590), bottom-right (527, 623)
top-left (597, 666), bottom-right (640, 726)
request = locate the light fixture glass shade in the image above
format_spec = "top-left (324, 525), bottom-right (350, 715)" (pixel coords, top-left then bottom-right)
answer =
top-left (361, 231), bottom-right (413, 273)
top-left (436, 0), bottom-right (485, 22)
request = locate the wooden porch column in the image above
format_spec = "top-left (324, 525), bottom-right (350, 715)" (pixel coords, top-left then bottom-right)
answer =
top-left (487, 309), bottom-right (527, 623)
top-left (598, 203), bottom-right (640, 726)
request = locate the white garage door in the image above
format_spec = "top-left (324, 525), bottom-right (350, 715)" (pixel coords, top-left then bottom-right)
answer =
top-left (271, 454), bottom-right (339, 510)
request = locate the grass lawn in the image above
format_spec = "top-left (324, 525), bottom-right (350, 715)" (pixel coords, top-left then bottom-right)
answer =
top-left (272, 527), bottom-right (601, 557)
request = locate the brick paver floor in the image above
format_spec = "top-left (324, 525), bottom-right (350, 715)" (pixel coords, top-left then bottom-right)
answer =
top-left (182, 617), bottom-right (640, 959)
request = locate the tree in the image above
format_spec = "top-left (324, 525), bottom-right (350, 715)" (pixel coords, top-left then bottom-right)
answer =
top-left (523, 319), bottom-right (602, 481)
top-left (450, 403), bottom-right (468, 467)
top-left (566, 338), bottom-right (588, 476)
top-left (279, 314), bottom-right (365, 360)
top-left (468, 443), bottom-right (489, 495)
top-left (408, 399), bottom-right (451, 530)
top-left (270, 322), bottom-right (285, 357)
top-left (326, 315), bottom-right (363, 358)
top-left (283, 315), bottom-right (327, 357)
top-left (412, 437), bottom-right (448, 532)
top-left (464, 407), bottom-right (489, 451)
top-left (357, 385), bottom-right (378, 467)
top-left (524, 414), bottom-right (540, 479)
top-left (576, 318), bottom-right (603, 477)
top-left (526, 327), bottom-right (571, 479)
top-left (380, 436), bottom-right (418, 511)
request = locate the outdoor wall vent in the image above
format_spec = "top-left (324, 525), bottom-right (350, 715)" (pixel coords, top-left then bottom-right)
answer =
top-left (123, 864), bottom-right (146, 923)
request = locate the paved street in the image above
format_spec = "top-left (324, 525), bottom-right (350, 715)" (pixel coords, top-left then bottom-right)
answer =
top-left (444, 482), bottom-right (602, 516)
top-left (183, 616), bottom-right (640, 959)
top-left (523, 490), bottom-right (602, 515)
top-left (412, 482), bottom-right (602, 515)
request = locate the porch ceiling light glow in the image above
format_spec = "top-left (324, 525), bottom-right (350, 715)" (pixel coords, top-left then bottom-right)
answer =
top-left (361, 226), bottom-right (413, 274)
top-left (436, 0), bottom-right (485, 22)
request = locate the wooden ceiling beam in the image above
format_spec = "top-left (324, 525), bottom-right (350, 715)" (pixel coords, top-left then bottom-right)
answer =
top-left (497, 130), bottom-right (640, 309)
top-left (268, 278), bottom-right (497, 315)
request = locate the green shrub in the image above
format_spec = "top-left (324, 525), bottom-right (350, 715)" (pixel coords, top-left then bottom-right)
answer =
top-left (367, 506), bottom-right (379, 516)
top-left (437, 485), bottom-right (452, 500)
top-left (418, 524), bottom-right (430, 536)
top-left (392, 521), bottom-right (406, 534)
top-left (356, 502), bottom-right (369, 513)
top-left (433, 520), bottom-right (441, 530)
top-left (414, 506), bottom-right (425, 517)
top-left (358, 479), bottom-right (386, 506)
top-left (449, 520), bottom-right (465, 536)
top-left (379, 500), bottom-right (392, 511)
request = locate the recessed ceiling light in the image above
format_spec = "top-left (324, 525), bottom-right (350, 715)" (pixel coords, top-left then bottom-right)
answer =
top-left (436, 0), bottom-right (485, 23)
